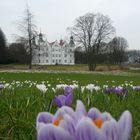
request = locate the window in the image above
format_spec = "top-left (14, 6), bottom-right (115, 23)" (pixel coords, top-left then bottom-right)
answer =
top-left (46, 60), bottom-right (48, 63)
top-left (59, 60), bottom-right (61, 63)
top-left (52, 60), bottom-right (55, 63)
top-left (65, 60), bottom-right (67, 63)
top-left (65, 54), bottom-right (67, 57)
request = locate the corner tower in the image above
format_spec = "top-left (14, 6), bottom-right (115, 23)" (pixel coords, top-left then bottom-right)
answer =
top-left (69, 36), bottom-right (75, 47)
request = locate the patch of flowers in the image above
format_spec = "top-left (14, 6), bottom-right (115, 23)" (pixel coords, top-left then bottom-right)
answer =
top-left (0, 79), bottom-right (139, 97)
top-left (36, 100), bottom-right (132, 140)
top-left (105, 86), bottom-right (128, 97)
top-left (53, 86), bottom-right (74, 107)
top-left (0, 78), bottom-right (136, 139)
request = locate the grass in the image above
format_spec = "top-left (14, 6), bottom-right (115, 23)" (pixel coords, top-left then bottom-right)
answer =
top-left (0, 72), bottom-right (140, 139)
top-left (0, 63), bottom-right (130, 72)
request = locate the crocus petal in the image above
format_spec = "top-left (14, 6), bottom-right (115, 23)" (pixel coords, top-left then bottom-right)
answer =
top-left (102, 119), bottom-right (118, 140)
top-left (37, 122), bottom-right (46, 132)
top-left (65, 93), bottom-right (73, 106)
top-left (37, 112), bottom-right (53, 124)
top-left (54, 95), bottom-right (66, 107)
top-left (37, 124), bottom-right (73, 140)
top-left (76, 117), bottom-right (105, 140)
top-left (117, 110), bottom-right (132, 140)
top-left (101, 112), bottom-right (112, 121)
top-left (64, 86), bottom-right (73, 96)
top-left (59, 114), bottom-right (76, 138)
top-left (53, 106), bottom-right (76, 123)
top-left (36, 112), bottom-right (53, 131)
top-left (87, 108), bottom-right (101, 120)
top-left (76, 100), bottom-right (87, 118)
top-left (54, 96), bottom-right (62, 107)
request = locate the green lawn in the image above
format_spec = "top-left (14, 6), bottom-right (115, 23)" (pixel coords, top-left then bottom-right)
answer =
top-left (0, 63), bottom-right (130, 71)
top-left (0, 72), bottom-right (140, 140)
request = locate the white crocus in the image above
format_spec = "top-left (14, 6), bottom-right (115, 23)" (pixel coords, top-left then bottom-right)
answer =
top-left (36, 84), bottom-right (48, 93)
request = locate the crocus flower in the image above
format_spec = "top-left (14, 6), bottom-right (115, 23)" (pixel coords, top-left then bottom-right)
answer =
top-left (105, 87), bottom-right (114, 94)
top-left (114, 87), bottom-right (128, 97)
top-left (133, 86), bottom-right (140, 91)
top-left (37, 100), bottom-right (132, 140)
top-left (53, 93), bottom-right (73, 107)
top-left (105, 87), bottom-right (128, 97)
top-left (4, 83), bottom-right (10, 88)
top-left (56, 84), bottom-right (67, 90)
top-left (64, 86), bottom-right (73, 96)
top-left (114, 86), bottom-right (123, 94)
top-left (0, 83), bottom-right (4, 90)
top-left (81, 86), bottom-right (85, 93)
top-left (86, 84), bottom-right (95, 92)
top-left (69, 84), bottom-right (79, 89)
top-left (36, 84), bottom-right (48, 93)
top-left (86, 84), bottom-right (101, 93)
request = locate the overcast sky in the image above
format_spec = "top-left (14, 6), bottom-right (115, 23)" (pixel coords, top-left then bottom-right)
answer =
top-left (0, 0), bottom-right (140, 50)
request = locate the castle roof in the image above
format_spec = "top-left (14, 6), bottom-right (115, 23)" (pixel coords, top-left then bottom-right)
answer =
top-left (59, 39), bottom-right (65, 46)
top-left (47, 40), bottom-right (66, 47)
top-left (48, 41), bottom-right (56, 46)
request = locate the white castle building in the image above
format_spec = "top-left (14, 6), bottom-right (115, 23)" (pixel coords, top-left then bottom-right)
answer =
top-left (32, 33), bottom-right (75, 65)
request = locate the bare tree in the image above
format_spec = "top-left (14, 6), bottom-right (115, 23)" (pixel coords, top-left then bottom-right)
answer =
top-left (17, 5), bottom-right (37, 69)
top-left (127, 50), bottom-right (140, 63)
top-left (108, 37), bottom-right (128, 64)
top-left (69, 13), bottom-right (115, 71)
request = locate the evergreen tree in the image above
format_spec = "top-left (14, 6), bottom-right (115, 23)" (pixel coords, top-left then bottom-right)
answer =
top-left (0, 28), bottom-right (7, 63)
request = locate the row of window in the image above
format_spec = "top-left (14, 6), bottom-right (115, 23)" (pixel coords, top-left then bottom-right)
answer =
top-left (38, 54), bottom-right (73, 57)
top-left (38, 48), bottom-right (73, 52)
top-left (38, 60), bottom-right (73, 63)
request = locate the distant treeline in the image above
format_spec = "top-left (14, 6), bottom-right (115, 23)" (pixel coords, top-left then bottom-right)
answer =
top-left (0, 27), bottom-right (140, 65)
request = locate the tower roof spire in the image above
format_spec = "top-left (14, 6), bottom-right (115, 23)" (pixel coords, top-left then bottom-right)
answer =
top-left (69, 35), bottom-right (75, 47)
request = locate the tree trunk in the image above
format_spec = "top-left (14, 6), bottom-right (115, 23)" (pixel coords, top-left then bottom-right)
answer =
top-left (88, 63), bottom-right (96, 71)
top-left (29, 38), bottom-right (32, 69)
top-left (87, 50), bottom-right (97, 71)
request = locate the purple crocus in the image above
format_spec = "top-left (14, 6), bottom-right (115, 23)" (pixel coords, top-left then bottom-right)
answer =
top-left (114, 87), bottom-right (123, 94)
top-left (105, 87), bottom-right (115, 94)
top-left (53, 93), bottom-right (73, 107)
top-left (0, 83), bottom-right (4, 90)
top-left (64, 86), bottom-right (73, 96)
top-left (105, 87), bottom-right (128, 97)
top-left (114, 87), bottom-right (128, 97)
top-left (37, 100), bottom-right (132, 140)
top-left (133, 86), bottom-right (140, 91)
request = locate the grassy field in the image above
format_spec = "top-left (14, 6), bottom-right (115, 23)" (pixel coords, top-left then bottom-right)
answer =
top-left (0, 64), bottom-right (130, 71)
top-left (0, 72), bottom-right (140, 139)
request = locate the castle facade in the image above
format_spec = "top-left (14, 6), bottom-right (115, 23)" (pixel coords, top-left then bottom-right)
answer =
top-left (32, 33), bottom-right (75, 65)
